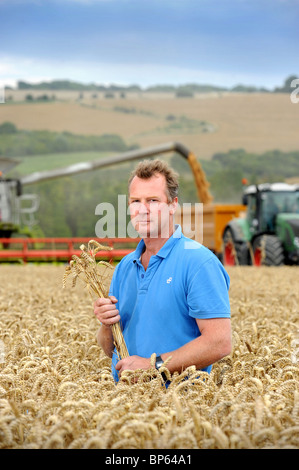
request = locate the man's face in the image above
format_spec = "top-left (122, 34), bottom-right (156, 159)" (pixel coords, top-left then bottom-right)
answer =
top-left (128, 174), bottom-right (177, 238)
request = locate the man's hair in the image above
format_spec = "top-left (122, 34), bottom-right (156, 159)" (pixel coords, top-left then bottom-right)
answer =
top-left (128, 159), bottom-right (179, 202)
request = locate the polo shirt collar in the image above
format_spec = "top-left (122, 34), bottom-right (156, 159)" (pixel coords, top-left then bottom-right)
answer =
top-left (132, 224), bottom-right (182, 262)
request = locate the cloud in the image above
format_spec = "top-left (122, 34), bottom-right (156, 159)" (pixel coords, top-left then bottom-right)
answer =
top-left (0, 0), bottom-right (297, 90)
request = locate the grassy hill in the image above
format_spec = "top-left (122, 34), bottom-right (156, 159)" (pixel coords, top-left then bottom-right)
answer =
top-left (2, 90), bottom-right (299, 160)
top-left (1, 88), bottom-right (298, 238)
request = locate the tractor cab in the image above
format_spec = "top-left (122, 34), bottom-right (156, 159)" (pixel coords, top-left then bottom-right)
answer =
top-left (243, 183), bottom-right (299, 235)
top-left (0, 163), bottom-right (21, 237)
top-left (0, 159), bottom-right (40, 239)
top-left (223, 182), bottom-right (299, 266)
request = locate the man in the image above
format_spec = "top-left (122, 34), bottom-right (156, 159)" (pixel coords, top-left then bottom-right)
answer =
top-left (94, 159), bottom-right (232, 383)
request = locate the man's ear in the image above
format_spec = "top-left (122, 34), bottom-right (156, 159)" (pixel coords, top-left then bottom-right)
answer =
top-left (169, 197), bottom-right (178, 215)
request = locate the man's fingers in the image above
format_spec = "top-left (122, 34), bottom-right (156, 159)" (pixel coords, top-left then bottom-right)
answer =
top-left (96, 304), bottom-right (119, 313)
top-left (114, 359), bottom-right (123, 371)
top-left (101, 314), bottom-right (121, 326)
top-left (95, 308), bottom-right (120, 322)
top-left (93, 295), bottom-right (120, 326)
top-left (94, 297), bottom-right (117, 308)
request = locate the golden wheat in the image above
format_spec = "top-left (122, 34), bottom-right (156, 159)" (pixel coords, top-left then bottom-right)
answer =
top-left (63, 240), bottom-right (129, 360)
top-left (0, 264), bottom-right (298, 449)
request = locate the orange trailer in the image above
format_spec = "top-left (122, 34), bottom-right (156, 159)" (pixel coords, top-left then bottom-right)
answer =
top-left (175, 203), bottom-right (246, 256)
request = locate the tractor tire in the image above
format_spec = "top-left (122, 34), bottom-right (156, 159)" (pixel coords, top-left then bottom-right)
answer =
top-left (222, 229), bottom-right (248, 266)
top-left (252, 235), bottom-right (284, 266)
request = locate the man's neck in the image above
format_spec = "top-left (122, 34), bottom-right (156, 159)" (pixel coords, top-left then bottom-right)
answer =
top-left (141, 224), bottom-right (175, 266)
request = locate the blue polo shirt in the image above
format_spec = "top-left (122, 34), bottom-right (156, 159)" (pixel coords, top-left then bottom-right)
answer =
top-left (109, 225), bottom-right (230, 382)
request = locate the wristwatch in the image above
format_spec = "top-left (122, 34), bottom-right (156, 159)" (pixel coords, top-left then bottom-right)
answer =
top-left (155, 355), bottom-right (164, 370)
top-left (155, 355), bottom-right (167, 382)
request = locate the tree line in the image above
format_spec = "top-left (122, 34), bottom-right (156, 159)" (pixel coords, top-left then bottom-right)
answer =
top-left (0, 122), bottom-right (138, 157)
top-left (4, 75), bottom-right (296, 95)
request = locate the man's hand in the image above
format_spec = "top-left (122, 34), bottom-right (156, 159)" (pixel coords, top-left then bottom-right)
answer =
top-left (93, 296), bottom-right (120, 326)
top-left (115, 355), bottom-right (151, 377)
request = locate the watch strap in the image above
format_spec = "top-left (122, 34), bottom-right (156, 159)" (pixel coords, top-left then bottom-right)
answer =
top-left (155, 355), bottom-right (168, 383)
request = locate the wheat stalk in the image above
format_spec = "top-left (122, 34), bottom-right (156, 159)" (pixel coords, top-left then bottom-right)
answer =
top-left (63, 240), bottom-right (129, 360)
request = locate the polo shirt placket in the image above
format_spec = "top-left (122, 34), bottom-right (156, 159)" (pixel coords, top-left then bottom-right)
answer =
top-left (135, 256), bottom-right (163, 293)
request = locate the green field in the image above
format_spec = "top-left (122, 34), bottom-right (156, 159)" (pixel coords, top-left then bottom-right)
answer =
top-left (11, 151), bottom-right (115, 177)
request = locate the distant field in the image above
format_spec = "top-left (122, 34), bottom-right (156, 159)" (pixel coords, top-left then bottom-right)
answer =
top-left (2, 91), bottom-right (299, 160)
top-left (12, 151), bottom-right (114, 176)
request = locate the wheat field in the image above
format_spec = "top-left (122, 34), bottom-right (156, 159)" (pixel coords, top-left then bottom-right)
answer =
top-left (0, 264), bottom-right (298, 449)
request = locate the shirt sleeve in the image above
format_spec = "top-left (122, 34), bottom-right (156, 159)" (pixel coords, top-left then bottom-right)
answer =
top-left (187, 257), bottom-right (231, 319)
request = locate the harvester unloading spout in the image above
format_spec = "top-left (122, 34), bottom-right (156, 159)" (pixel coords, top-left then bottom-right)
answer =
top-left (19, 141), bottom-right (213, 204)
top-left (1, 142), bottom-right (222, 249)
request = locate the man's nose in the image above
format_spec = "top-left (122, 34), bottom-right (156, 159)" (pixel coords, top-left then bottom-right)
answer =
top-left (138, 203), bottom-right (150, 214)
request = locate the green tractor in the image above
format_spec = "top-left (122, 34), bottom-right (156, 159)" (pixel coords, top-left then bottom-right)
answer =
top-left (222, 183), bottom-right (299, 266)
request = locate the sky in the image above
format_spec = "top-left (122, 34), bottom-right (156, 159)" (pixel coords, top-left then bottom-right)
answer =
top-left (0, 0), bottom-right (298, 90)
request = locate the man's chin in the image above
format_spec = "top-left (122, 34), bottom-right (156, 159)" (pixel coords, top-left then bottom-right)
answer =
top-left (135, 225), bottom-right (159, 239)
top-left (138, 231), bottom-right (158, 239)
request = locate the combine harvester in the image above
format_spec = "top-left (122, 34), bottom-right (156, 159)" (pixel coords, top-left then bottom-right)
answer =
top-left (1, 142), bottom-right (298, 265)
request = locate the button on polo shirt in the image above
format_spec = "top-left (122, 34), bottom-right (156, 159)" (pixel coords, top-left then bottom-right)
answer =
top-left (109, 225), bottom-right (230, 382)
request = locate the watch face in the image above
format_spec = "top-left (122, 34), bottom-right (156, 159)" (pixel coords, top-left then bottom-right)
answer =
top-left (156, 358), bottom-right (164, 369)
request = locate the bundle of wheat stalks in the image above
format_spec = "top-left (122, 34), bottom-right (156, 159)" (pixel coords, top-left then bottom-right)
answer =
top-left (63, 240), bottom-right (129, 360)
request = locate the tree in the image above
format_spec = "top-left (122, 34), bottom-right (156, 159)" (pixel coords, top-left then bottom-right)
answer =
top-left (0, 121), bottom-right (17, 134)
top-left (274, 75), bottom-right (298, 93)
top-left (176, 88), bottom-right (194, 98)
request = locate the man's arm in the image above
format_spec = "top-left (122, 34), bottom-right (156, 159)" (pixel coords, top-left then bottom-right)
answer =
top-left (96, 325), bottom-right (114, 358)
top-left (115, 317), bottom-right (232, 376)
top-left (160, 317), bottom-right (232, 373)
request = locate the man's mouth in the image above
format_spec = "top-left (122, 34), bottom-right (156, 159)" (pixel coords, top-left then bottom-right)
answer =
top-left (136, 218), bottom-right (151, 224)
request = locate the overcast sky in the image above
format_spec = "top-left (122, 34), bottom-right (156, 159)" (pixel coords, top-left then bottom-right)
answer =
top-left (0, 0), bottom-right (298, 89)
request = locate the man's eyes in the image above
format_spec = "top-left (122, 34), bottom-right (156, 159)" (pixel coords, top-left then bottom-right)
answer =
top-left (130, 199), bottom-right (159, 203)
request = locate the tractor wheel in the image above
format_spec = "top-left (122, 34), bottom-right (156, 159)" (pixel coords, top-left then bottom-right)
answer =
top-left (252, 235), bottom-right (284, 266)
top-left (222, 229), bottom-right (248, 266)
